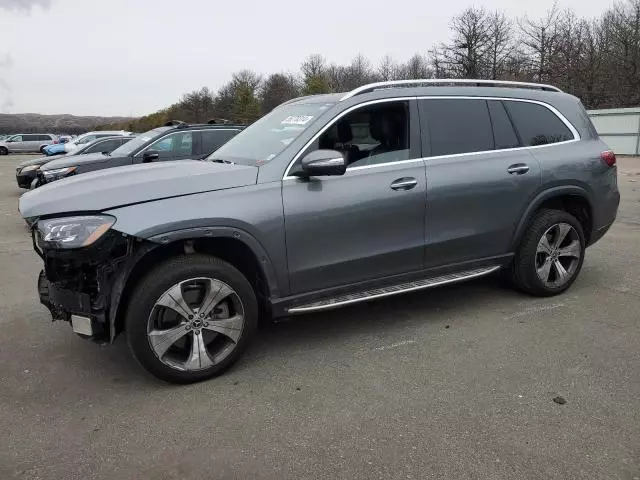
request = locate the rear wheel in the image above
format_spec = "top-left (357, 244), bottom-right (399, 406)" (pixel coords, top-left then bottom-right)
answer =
top-left (39, 146), bottom-right (47, 153)
top-left (0, 147), bottom-right (8, 155)
top-left (125, 254), bottom-right (258, 383)
top-left (512, 209), bottom-right (585, 297)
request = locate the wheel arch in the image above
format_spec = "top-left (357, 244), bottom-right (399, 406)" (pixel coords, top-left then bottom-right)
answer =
top-left (108, 227), bottom-right (279, 341)
top-left (512, 186), bottom-right (594, 250)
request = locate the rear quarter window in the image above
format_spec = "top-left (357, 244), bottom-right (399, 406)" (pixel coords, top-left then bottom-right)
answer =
top-left (504, 101), bottom-right (574, 146)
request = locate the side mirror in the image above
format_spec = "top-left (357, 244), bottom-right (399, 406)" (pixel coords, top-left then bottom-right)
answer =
top-left (297, 149), bottom-right (347, 177)
top-left (142, 150), bottom-right (160, 163)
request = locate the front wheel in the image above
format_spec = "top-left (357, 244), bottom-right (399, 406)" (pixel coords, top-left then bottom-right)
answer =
top-left (0, 147), bottom-right (8, 155)
top-left (125, 254), bottom-right (258, 383)
top-left (511, 209), bottom-right (585, 297)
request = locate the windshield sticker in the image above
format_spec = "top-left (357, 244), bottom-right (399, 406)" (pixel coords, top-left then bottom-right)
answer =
top-left (281, 115), bottom-right (314, 126)
top-left (280, 138), bottom-right (294, 146)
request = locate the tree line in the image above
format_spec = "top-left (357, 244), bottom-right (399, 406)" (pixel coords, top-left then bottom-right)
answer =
top-left (101, 0), bottom-right (640, 132)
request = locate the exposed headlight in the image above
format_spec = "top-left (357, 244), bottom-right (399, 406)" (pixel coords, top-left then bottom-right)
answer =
top-left (36, 215), bottom-right (116, 249)
top-left (42, 166), bottom-right (77, 180)
top-left (20, 164), bottom-right (41, 173)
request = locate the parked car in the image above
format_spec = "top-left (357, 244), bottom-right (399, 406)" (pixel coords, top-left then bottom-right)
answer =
top-left (0, 133), bottom-right (58, 154)
top-left (43, 131), bottom-right (131, 156)
top-left (36, 122), bottom-right (243, 184)
top-left (19, 79), bottom-right (619, 384)
top-left (15, 135), bottom-right (135, 189)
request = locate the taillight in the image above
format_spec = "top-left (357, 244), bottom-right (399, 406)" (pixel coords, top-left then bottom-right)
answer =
top-left (53, 139), bottom-right (59, 144)
top-left (601, 150), bottom-right (616, 167)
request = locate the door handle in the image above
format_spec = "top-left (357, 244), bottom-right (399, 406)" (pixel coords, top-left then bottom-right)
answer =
top-left (390, 177), bottom-right (418, 191)
top-left (507, 164), bottom-right (530, 175)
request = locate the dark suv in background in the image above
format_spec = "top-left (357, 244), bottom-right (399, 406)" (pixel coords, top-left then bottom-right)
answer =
top-left (16, 135), bottom-right (135, 189)
top-left (20, 79), bottom-right (619, 384)
top-left (36, 122), bottom-right (243, 184)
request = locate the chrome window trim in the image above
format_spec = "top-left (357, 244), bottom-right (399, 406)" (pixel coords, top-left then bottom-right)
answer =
top-left (282, 95), bottom-right (580, 180)
top-left (134, 128), bottom-right (241, 157)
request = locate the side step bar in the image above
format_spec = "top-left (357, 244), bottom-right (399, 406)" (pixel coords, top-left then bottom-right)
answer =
top-left (287, 266), bottom-right (501, 314)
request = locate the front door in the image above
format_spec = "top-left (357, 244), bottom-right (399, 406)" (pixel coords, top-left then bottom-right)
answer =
top-left (282, 99), bottom-right (426, 295)
top-left (419, 98), bottom-right (542, 267)
top-left (135, 131), bottom-right (196, 163)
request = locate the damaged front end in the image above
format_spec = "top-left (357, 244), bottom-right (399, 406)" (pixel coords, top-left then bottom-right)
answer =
top-left (33, 216), bottom-right (133, 343)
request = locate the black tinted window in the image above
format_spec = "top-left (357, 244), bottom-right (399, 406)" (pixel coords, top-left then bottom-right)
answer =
top-left (504, 101), bottom-right (573, 146)
top-left (85, 139), bottom-right (122, 154)
top-left (488, 101), bottom-right (520, 149)
top-left (201, 130), bottom-right (240, 155)
top-left (24, 134), bottom-right (39, 141)
top-left (424, 99), bottom-right (493, 156)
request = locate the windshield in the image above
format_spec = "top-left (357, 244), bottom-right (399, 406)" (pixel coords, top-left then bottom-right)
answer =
top-left (109, 127), bottom-right (171, 156)
top-left (207, 102), bottom-right (334, 165)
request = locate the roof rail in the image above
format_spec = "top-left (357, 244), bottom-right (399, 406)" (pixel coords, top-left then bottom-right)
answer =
top-left (340, 79), bottom-right (562, 101)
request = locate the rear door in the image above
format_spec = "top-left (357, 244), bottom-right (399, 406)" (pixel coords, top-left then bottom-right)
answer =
top-left (25, 134), bottom-right (41, 152)
top-left (420, 98), bottom-right (542, 267)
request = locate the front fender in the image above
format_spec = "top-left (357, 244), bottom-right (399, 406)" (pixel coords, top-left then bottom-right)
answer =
top-left (147, 225), bottom-right (280, 298)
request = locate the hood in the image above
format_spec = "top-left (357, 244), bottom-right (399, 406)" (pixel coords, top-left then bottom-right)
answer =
top-left (41, 152), bottom-right (114, 170)
top-left (18, 155), bottom-right (52, 168)
top-left (19, 160), bottom-right (258, 219)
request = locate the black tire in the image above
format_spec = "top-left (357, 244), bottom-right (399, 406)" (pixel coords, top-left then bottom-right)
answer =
top-left (125, 254), bottom-right (258, 384)
top-left (39, 146), bottom-right (46, 153)
top-left (511, 208), bottom-right (585, 297)
top-left (0, 147), bottom-right (8, 155)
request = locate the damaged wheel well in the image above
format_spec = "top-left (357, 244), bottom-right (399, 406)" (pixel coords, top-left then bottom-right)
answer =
top-left (113, 237), bottom-right (270, 337)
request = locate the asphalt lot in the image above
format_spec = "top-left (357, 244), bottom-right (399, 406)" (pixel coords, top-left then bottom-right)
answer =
top-left (1, 155), bottom-right (639, 480)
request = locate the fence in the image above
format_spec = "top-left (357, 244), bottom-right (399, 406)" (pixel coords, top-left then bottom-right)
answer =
top-left (587, 107), bottom-right (640, 156)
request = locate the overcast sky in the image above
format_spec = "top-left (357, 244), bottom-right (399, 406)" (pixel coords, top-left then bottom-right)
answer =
top-left (0, 0), bottom-right (612, 117)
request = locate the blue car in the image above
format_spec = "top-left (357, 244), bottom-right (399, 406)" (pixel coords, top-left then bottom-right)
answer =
top-left (43, 130), bottom-right (131, 156)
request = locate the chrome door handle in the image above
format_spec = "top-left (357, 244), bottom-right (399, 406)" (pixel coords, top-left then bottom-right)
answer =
top-left (390, 177), bottom-right (418, 191)
top-left (507, 164), bottom-right (530, 175)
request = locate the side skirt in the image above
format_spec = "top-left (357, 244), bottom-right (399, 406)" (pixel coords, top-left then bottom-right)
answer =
top-left (278, 264), bottom-right (503, 315)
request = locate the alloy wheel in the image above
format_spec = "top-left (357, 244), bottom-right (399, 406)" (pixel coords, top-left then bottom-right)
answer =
top-left (535, 222), bottom-right (582, 288)
top-left (146, 277), bottom-right (245, 371)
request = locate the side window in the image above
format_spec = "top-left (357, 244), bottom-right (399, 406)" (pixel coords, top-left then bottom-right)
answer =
top-left (201, 130), bottom-right (240, 155)
top-left (9, 135), bottom-right (23, 142)
top-left (504, 101), bottom-right (574, 146)
top-left (488, 101), bottom-right (520, 150)
top-left (296, 100), bottom-right (412, 171)
top-left (84, 139), bottom-right (118, 153)
top-left (23, 134), bottom-right (37, 141)
top-left (147, 132), bottom-right (194, 156)
top-left (76, 135), bottom-right (96, 145)
top-left (424, 99), bottom-right (493, 156)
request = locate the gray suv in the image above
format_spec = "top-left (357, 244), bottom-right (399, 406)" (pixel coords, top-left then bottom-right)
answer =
top-left (19, 79), bottom-right (619, 384)
top-left (0, 133), bottom-right (58, 154)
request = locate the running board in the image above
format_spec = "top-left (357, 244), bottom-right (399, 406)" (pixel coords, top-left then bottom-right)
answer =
top-left (287, 266), bottom-right (501, 314)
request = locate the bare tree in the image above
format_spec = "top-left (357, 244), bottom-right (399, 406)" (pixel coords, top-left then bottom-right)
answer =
top-left (438, 7), bottom-right (492, 78)
top-left (519, 3), bottom-right (561, 82)
top-left (300, 54), bottom-right (329, 94)
top-left (260, 73), bottom-right (299, 114)
top-left (486, 11), bottom-right (513, 79)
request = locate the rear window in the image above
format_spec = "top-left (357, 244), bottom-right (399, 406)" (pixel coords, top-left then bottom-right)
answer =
top-left (423, 99), bottom-right (494, 156)
top-left (504, 101), bottom-right (574, 146)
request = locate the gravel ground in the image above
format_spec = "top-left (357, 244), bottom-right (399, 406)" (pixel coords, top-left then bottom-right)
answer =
top-left (1, 155), bottom-right (639, 480)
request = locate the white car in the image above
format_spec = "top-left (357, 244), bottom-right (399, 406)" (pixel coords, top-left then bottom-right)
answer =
top-left (63, 130), bottom-right (133, 153)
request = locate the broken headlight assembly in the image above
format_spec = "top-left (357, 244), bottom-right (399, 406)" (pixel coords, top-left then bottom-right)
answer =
top-left (36, 215), bottom-right (116, 249)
